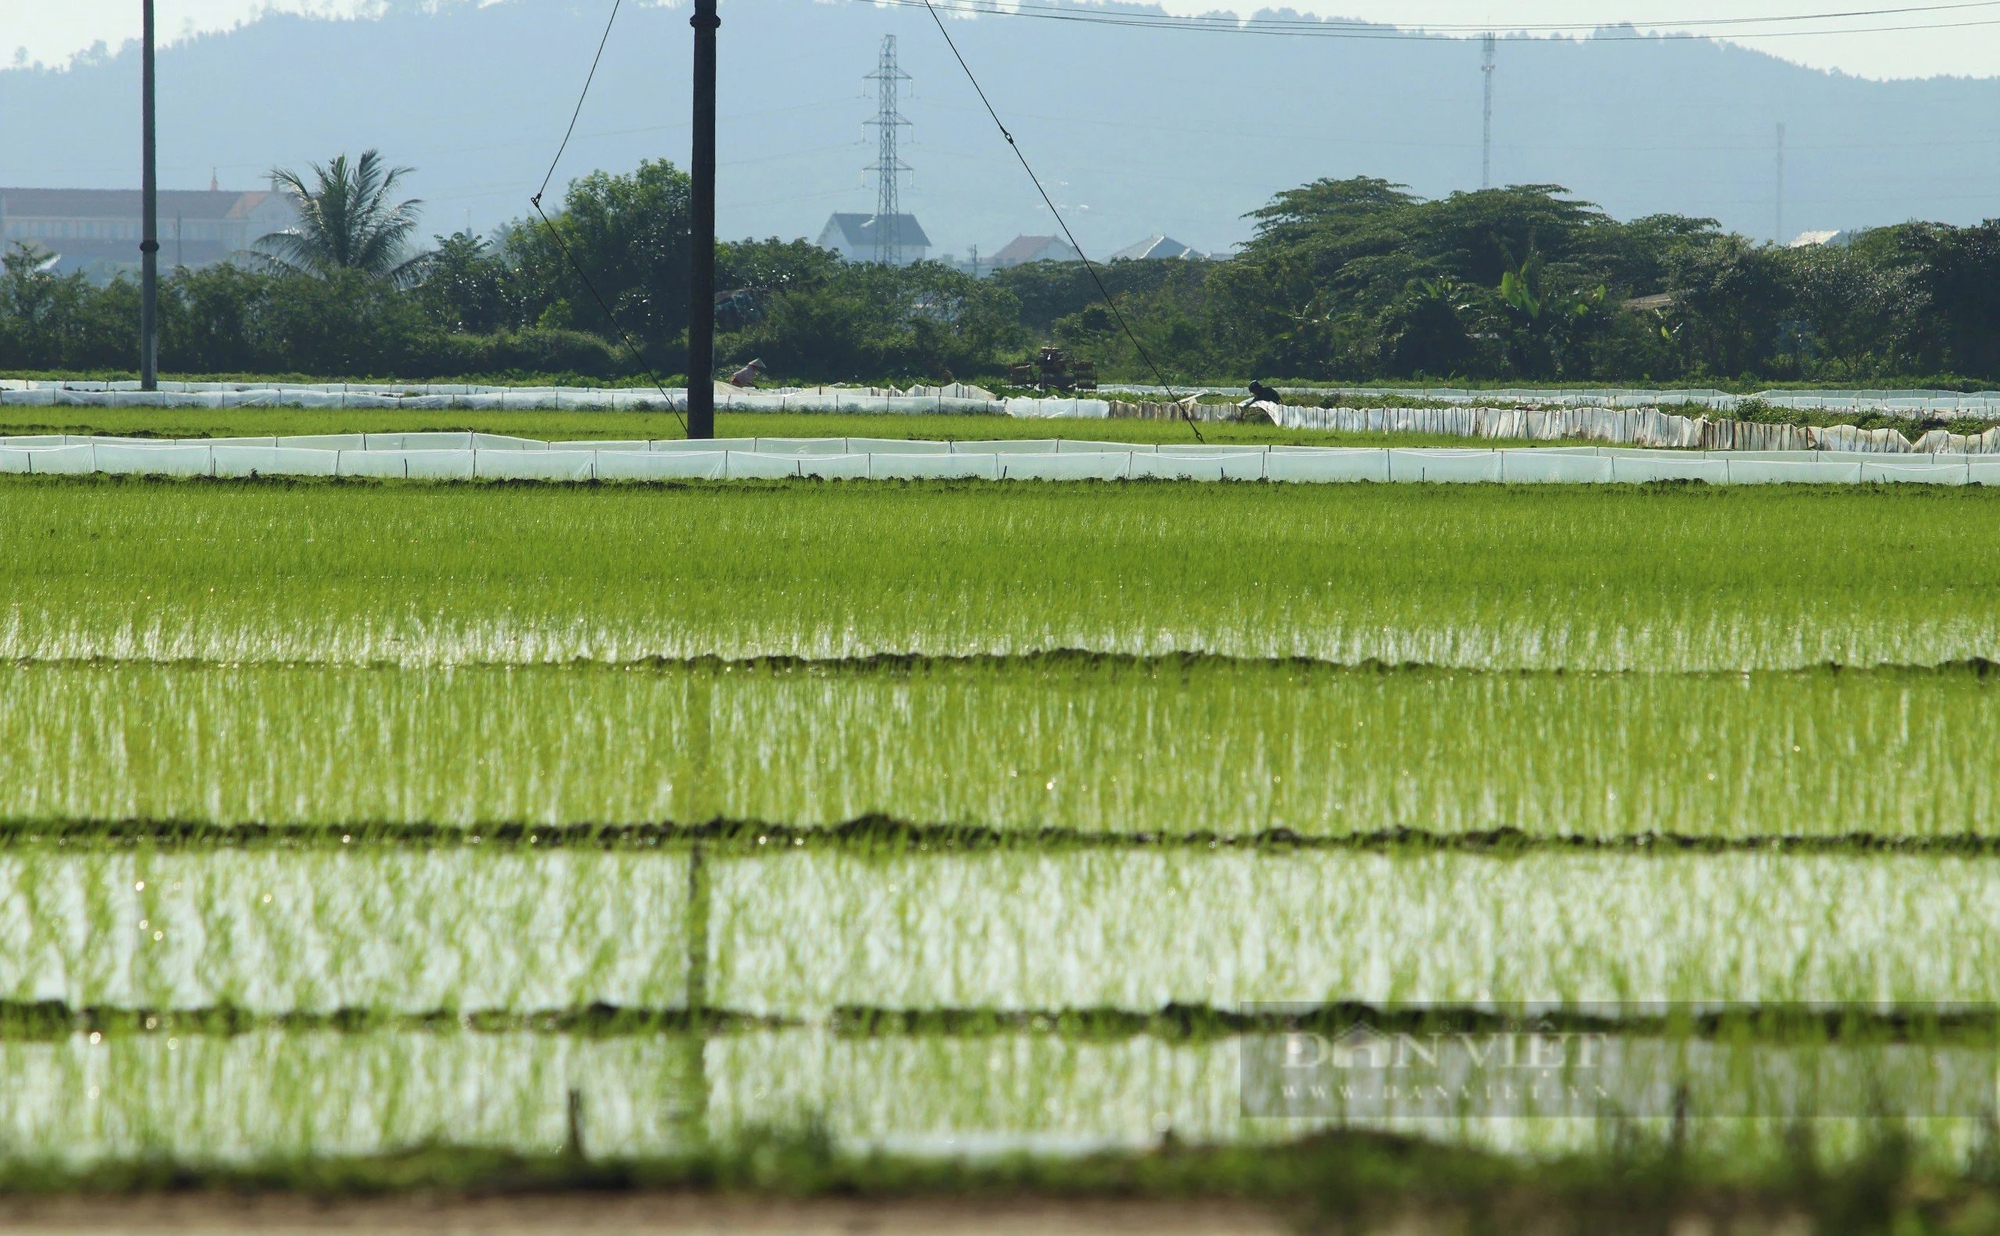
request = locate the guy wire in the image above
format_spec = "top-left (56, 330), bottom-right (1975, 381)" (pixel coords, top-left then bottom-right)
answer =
top-left (915, 0), bottom-right (1206, 441)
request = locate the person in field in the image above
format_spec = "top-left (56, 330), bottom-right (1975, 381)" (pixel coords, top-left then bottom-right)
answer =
top-left (1238, 380), bottom-right (1284, 422)
top-left (728, 358), bottom-right (766, 387)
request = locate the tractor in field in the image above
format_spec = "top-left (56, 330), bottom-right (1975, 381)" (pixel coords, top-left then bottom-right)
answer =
top-left (1008, 346), bottom-right (1097, 393)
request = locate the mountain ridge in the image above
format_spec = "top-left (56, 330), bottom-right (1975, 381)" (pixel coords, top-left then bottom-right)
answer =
top-left (4, 0), bottom-right (1998, 257)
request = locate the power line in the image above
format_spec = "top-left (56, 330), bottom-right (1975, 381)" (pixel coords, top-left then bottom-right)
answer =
top-left (865, 0), bottom-right (2000, 43)
top-left (530, 0), bottom-right (688, 436)
top-left (1301, 0), bottom-right (2000, 31)
top-left (913, 0), bottom-right (1206, 441)
top-left (915, 95), bottom-right (2000, 155)
top-left (888, 0), bottom-right (2000, 34)
top-left (535, 0), bottom-right (623, 205)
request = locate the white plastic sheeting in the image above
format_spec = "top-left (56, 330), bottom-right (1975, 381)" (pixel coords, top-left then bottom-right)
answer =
top-left (16, 375), bottom-right (2000, 449)
top-left (1388, 449), bottom-right (1503, 483)
top-left (1266, 403), bottom-right (2000, 453)
top-left (212, 446), bottom-right (339, 478)
top-left (0, 380), bottom-right (1009, 416)
top-left (6, 435), bottom-right (2000, 486)
top-left (995, 452), bottom-right (1136, 482)
top-left (13, 375), bottom-right (2000, 427)
top-left (1496, 452), bottom-right (1617, 484)
top-left (1862, 459), bottom-right (1973, 485)
top-left (1719, 459), bottom-right (1865, 485)
top-left (593, 451), bottom-right (726, 482)
top-left (1006, 397), bottom-right (1112, 419)
top-left (1103, 383), bottom-right (2000, 420)
top-left (1264, 449), bottom-right (1392, 484)
top-left (94, 443), bottom-right (212, 477)
top-left (1608, 455), bottom-right (1730, 485)
top-left (470, 451), bottom-right (594, 482)
top-left (869, 453), bottom-right (1002, 481)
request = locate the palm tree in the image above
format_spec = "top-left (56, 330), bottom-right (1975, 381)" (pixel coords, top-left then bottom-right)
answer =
top-left (258, 150), bottom-right (424, 284)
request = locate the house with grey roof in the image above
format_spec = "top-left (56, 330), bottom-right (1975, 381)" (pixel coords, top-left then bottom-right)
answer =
top-left (988, 234), bottom-right (1080, 268)
top-left (1109, 235), bottom-right (1205, 261)
top-left (816, 212), bottom-right (931, 266)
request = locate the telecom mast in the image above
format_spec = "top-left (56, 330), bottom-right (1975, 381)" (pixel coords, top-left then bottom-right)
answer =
top-left (1480, 33), bottom-right (1496, 190)
top-left (865, 35), bottom-right (913, 265)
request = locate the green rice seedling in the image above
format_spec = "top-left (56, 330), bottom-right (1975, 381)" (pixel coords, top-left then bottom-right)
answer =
top-left (0, 846), bottom-right (690, 1015)
top-left (1, 661), bottom-right (1997, 840)
top-left (2, 481), bottom-right (1998, 669)
top-left (706, 847), bottom-right (2000, 1014)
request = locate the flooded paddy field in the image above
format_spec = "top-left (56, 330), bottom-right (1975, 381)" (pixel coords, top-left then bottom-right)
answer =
top-left (2, 476), bottom-right (1995, 1211)
top-left (0, 841), bottom-right (1995, 1016)
top-left (0, 1022), bottom-right (1988, 1168)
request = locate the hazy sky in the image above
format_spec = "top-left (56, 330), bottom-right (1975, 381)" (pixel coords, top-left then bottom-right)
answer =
top-left (9, 0), bottom-right (2000, 80)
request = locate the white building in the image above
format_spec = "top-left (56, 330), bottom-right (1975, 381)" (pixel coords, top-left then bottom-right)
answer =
top-left (0, 187), bottom-right (296, 277)
top-left (817, 213), bottom-right (931, 265)
top-left (1787, 229), bottom-right (1854, 249)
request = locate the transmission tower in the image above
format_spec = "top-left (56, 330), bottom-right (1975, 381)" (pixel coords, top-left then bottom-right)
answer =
top-left (1480, 33), bottom-right (1496, 190)
top-left (865, 35), bottom-right (912, 266)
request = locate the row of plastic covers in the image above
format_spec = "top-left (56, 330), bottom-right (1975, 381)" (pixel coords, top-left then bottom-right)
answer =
top-left (3, 436), bottom-right (1995, 485)
top-left (9, 377), bottom-right (2000, 418)
top-left (0, 380), bottom-right (1049, 416)
top-left (1270, 404), bottom-right (2000, 453)
top-left (0, 379), bottom-right (998, 398)
top-left (1108, 385), bottom-right (2000, 416)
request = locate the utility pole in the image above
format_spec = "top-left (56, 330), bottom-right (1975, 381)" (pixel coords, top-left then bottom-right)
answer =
top-left (865, 35), bottom-right (910, 266)
top-left (685, 0), bottom-right (719, 439)
top-left (1774, 122), bottom-right (1786, 245)
top-left (1480, 33), bottom-right (1496, 191)
top-left (140, 0), bottom-right (159, 390)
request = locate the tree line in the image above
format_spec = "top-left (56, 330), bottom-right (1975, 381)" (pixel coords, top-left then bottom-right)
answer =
top-left (7, 152), bottom-right (2000, 385)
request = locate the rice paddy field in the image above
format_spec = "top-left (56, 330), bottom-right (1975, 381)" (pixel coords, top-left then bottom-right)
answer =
top-left (5, 464), bottom-right (2000, 1228)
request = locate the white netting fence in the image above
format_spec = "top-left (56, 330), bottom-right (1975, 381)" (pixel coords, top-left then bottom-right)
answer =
top-left (0, 381), bottom-right (1019, 415)
top-left (8, 380), bottom-right (2000, 449)
top-left (3, 435), bottom-right (1996, 486)
top-left (1262, 404), bottom-right (2000, 453)
top-left (1105, 385), bottom-right (2000, 419)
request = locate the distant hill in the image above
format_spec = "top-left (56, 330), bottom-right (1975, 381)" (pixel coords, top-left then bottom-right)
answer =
top-left (5, 0), bottom-right (2000, 260)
